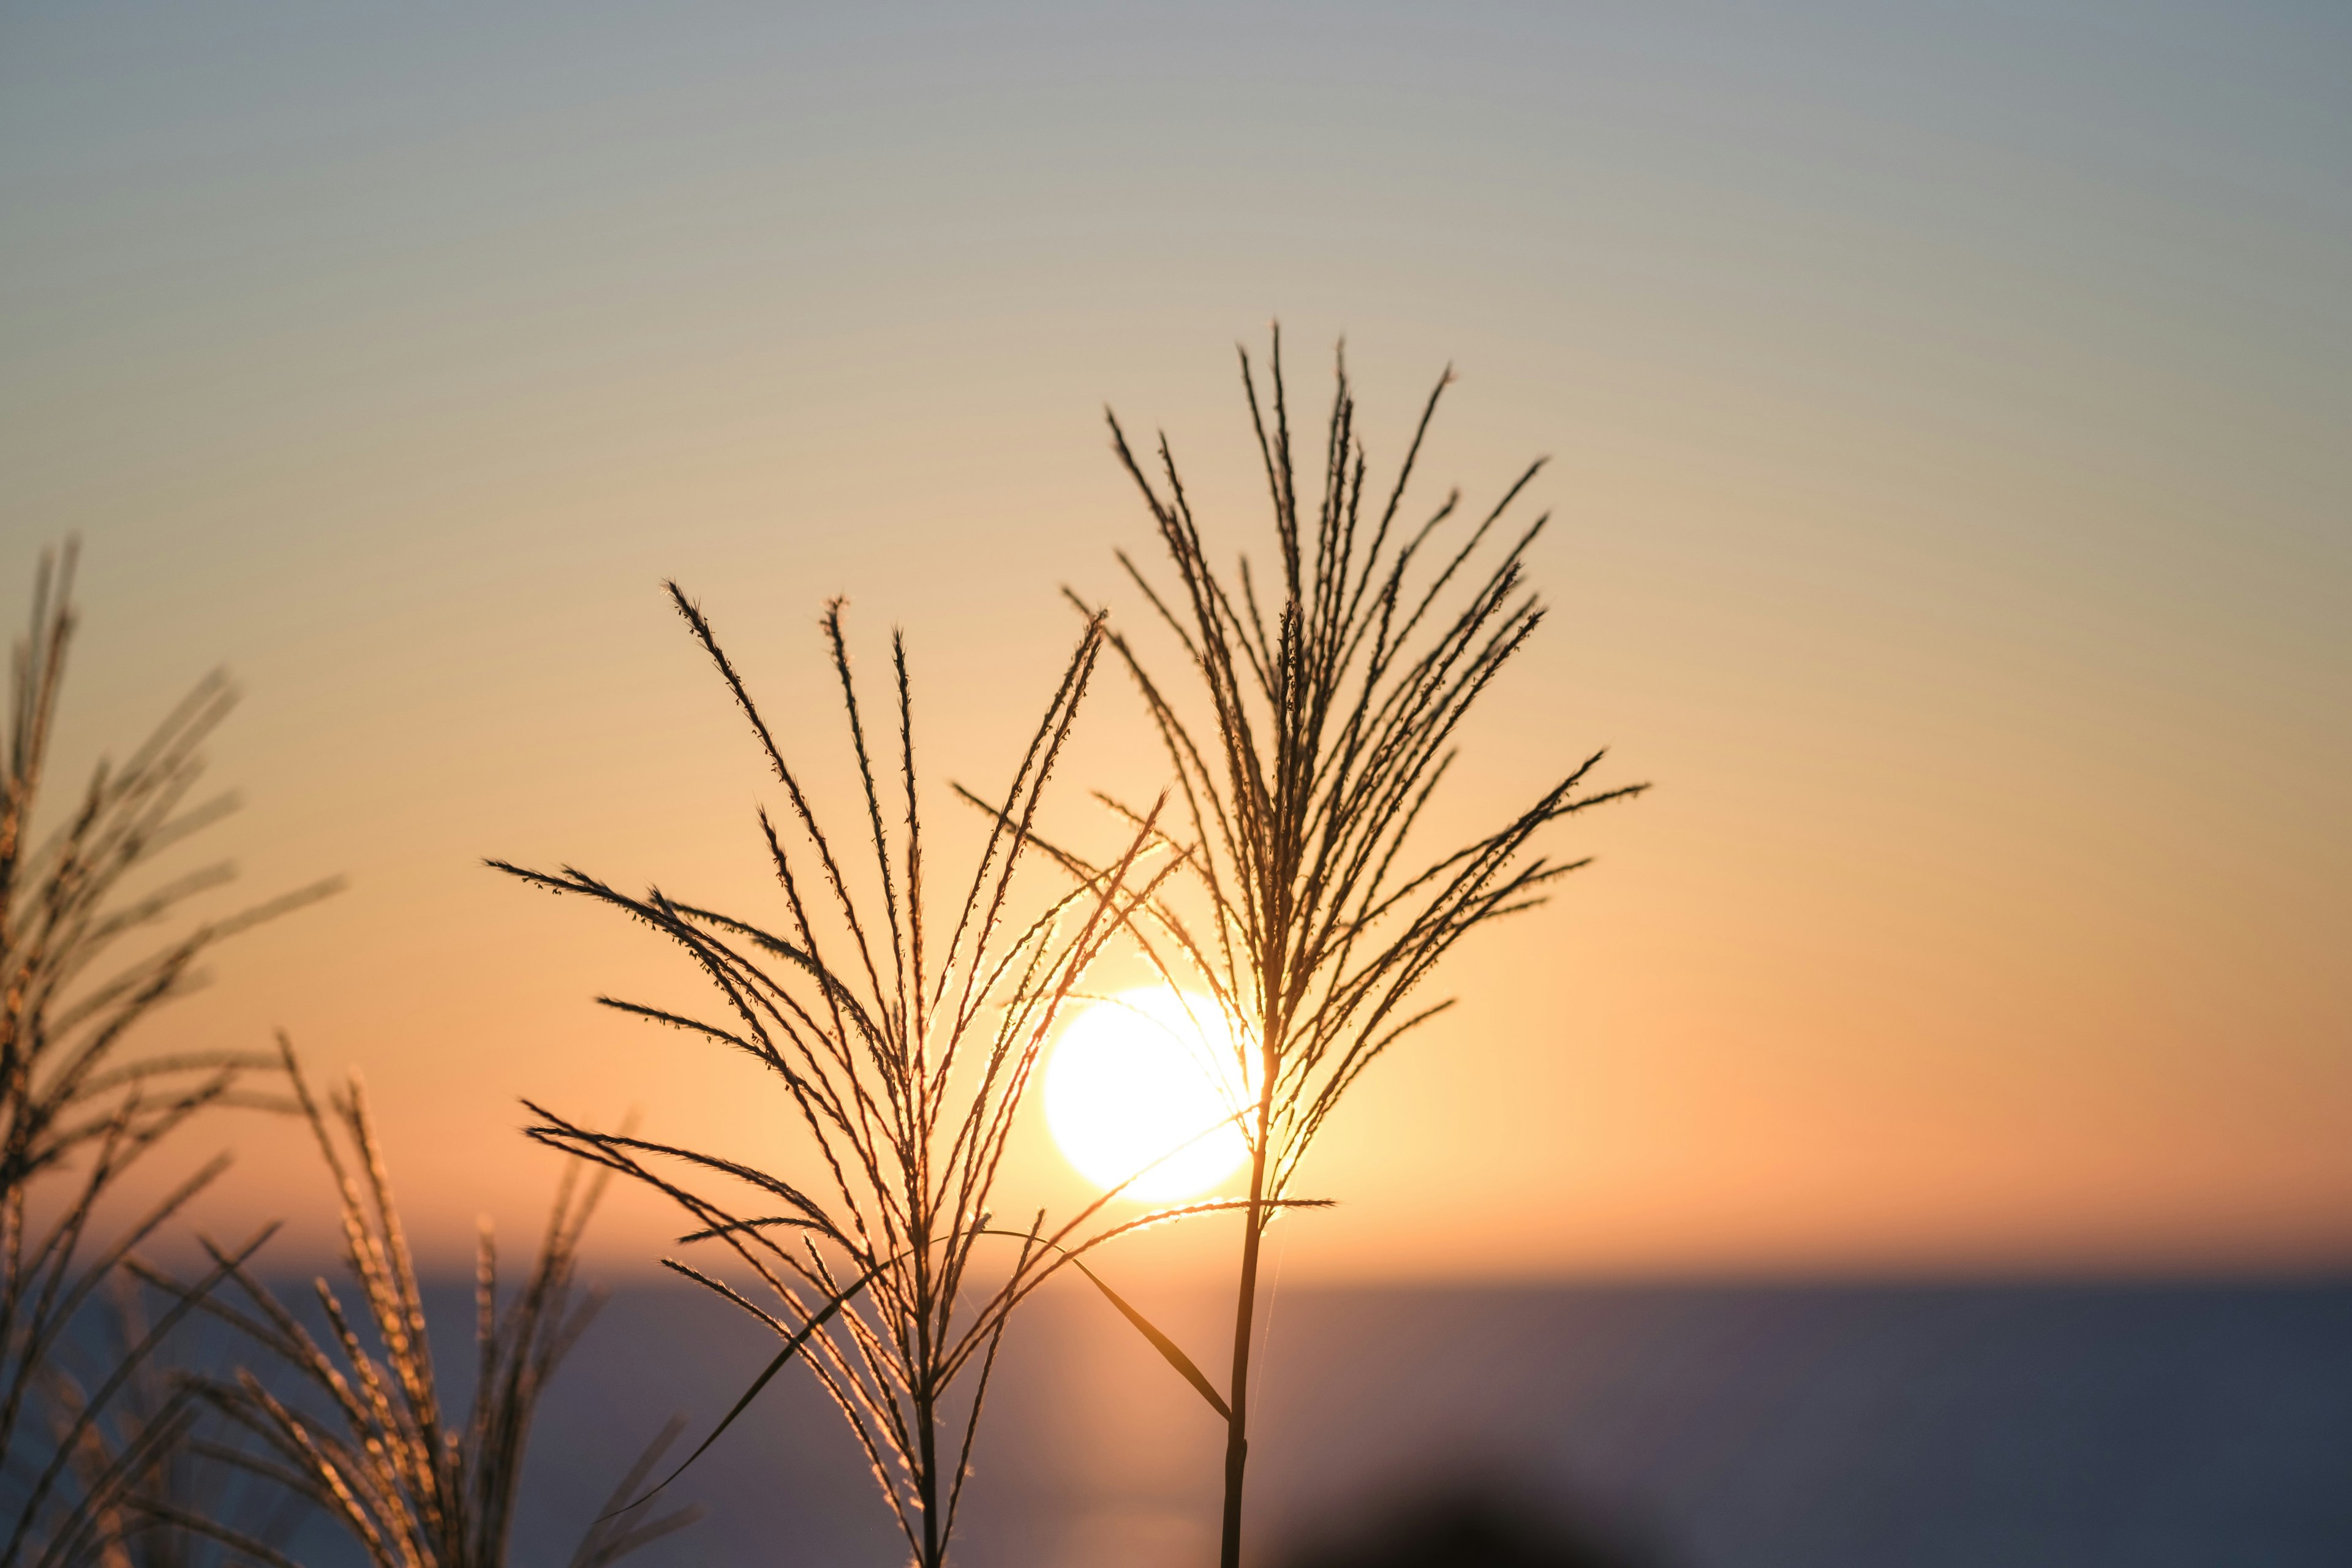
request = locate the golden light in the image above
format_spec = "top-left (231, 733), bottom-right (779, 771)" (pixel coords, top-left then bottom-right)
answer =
top-left (1044, 987), bottom-right (1258, 1202)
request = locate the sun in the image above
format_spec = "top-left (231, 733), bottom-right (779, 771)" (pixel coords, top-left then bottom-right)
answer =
top-left (1044, 987), bottom-right (1258, 1202)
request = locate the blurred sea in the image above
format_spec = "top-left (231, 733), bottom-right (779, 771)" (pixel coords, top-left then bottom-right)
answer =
top-left (260, 1278), bottom-right (2351, 1567)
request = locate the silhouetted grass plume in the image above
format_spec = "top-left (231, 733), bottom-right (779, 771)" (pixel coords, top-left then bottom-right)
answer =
top-left (1, 543), bottom-right (335, 1567)
top-left (496, 587), bottom-right (1221, 1567)
top-left (1059, 333), bottom-right (1647, 1564)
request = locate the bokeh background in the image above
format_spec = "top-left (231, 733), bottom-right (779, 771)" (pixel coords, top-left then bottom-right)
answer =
top-left (4, 3), bottom-right (2347, 1562)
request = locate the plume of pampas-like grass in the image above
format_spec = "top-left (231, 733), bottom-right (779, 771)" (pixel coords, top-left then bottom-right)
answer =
top-left (493, 586), bottom-right (1268, 1567)
top-left (2, 542), bottom-right (335, 1568)
top-left (138, 1035), bottom-right (699, 1568)
top-left (1044, 332), bottom-right (1647, 1566)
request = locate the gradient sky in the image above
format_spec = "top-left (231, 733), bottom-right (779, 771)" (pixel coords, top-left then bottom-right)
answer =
top-left (4, 1), bottom-right (2346, 1279)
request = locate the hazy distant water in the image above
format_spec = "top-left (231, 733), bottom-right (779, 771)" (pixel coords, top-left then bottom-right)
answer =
top-left (258, 1278), bottom-right (2351, 1567)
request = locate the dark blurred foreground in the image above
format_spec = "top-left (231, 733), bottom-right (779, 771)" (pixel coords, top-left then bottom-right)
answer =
top-left (217, 1278), bottom-right (2352, 1567)
top-left (1277, 1485), bottom-right (1662, 1568)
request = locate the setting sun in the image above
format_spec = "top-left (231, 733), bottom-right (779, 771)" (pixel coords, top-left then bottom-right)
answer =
top-left (1044, 987), bottom-right (1259, 1202)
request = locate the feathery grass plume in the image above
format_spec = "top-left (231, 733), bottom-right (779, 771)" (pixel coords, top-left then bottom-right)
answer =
top-left (493, 586), bottom-right (1224, 1568)
top-left (2, 542), bottom-right (337, 1568)
top-left (47, 1276), bottom-right (303, 1568)
top-left (138, 1036), bottom-right (700, 1568)
top-left (1065, 331), bottom-right (1648, 1566)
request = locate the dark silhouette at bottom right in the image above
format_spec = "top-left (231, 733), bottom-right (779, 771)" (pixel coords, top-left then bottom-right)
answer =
top-left (1278, 1485), bottom-right (1667, 1568)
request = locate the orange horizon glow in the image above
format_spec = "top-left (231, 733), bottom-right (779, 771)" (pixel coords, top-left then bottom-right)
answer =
top-left (4, 4), bottom-right (2345, 1285)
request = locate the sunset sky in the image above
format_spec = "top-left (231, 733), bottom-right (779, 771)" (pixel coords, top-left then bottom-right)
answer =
top-left (4, 2), bottom-right (2345, 1280)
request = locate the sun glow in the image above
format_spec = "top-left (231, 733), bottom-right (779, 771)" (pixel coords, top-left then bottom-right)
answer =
top-left (1044, 987), bottom-right (1258, 1202)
